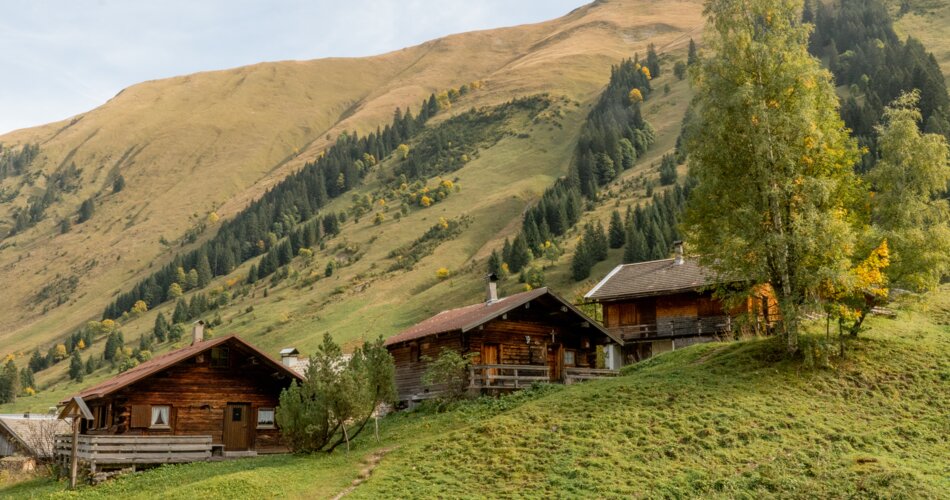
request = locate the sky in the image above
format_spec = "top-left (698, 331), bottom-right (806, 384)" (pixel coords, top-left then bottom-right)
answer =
top-left (0, 0), bottom-right (586, 135)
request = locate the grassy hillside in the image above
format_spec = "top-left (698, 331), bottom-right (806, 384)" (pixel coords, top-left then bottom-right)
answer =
top-left (0, 0), bottom-right (704, 356)
top-left (891, 0), bottom-right (950, 78)
top-left (1, 1), bottom-right (699, 413)
top-left (4, 286), bottom-right (947, 498)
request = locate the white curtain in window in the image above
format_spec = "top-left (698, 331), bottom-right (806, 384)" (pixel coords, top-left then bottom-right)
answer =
top-left (151, 406), bottom-right (170, 426)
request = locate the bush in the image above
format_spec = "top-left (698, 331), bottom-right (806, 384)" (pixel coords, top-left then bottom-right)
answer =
top-left (421, 349), bottom-right (477, 404)
top-left (276, 334), bottom-right (395, 453)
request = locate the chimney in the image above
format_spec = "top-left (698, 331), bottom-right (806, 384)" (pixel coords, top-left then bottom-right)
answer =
top-left (673, 240), bottom-right (685, 265)
top-left (192, 320), bottom-right (205, 344)
top-left (486, 273), bottom-right (499, 304)
top-left (280, 348), bottom-right (300, 367)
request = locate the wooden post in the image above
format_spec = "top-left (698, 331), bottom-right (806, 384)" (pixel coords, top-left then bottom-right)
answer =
top-left (374, 414), bottom-right (380, 444)
top-left (69, 417), bottom-right (79, 489)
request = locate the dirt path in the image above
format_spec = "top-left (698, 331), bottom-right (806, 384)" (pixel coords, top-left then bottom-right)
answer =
top-left (331, 447), bottom-right (395, 499)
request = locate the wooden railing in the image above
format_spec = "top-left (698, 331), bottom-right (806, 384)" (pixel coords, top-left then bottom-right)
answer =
top-left (54, 434), bottom-right (212, 468)
top-left (469, 364), bottom-right (550, 389)
top-left (564, 367), bottom-right (620, 384)
top-left (612, 315), bottom-right (733, 341)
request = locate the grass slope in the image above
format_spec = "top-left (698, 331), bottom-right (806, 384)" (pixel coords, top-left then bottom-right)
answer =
top-left (0, 50), bottom-right (694, 415)
top-left (0, 0), bottom-right (704, 355)
top-left (4, 287), bottom-right (947, 498)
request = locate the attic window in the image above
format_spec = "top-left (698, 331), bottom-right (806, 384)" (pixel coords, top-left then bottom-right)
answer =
top-left (211, 347), bottom-right (229, 368)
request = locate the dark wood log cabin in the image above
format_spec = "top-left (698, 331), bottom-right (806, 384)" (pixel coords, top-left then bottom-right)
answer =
top-left (59, 330), bottom-right (303, 454)
top-left (584, 242), bottom-right (777, 363)
top-left (385, 284), bottom-right (623, 405)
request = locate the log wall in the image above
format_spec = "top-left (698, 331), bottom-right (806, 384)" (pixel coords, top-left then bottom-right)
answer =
top-left (80, 340), bottom-right (292, 452)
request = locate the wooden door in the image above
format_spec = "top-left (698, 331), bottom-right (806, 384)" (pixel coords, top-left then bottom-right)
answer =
top-left (223, 403), bottom-right (250, 451)
top-left (549, 344), bottom-right (564, 382)
top-left (481, 343), bottom-right (499, 385)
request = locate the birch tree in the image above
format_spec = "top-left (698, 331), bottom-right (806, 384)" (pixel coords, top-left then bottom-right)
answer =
top-left (684, 0), bottom-right (859, 353)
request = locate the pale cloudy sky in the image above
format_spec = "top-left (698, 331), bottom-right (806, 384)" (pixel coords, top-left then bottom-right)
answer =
top-left (0, 0), bottom-right (586, 135)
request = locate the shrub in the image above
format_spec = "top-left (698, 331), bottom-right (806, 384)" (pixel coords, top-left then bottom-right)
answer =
top-left (421, 349), bottom-right (477, 404)
top-left (276, 334), bottom-right (395, 453)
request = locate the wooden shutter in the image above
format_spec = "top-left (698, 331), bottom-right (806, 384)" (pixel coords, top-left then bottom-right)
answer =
top-left (130, 404), bottom-right (150, 428)
top-left (620, 303), bottom-right (636, 325)
top-left (605, 304), bottom-right (620, 327)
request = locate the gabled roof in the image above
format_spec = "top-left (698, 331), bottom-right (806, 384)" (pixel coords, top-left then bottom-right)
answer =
top-left (385, 287), bottom-right (620, 346)
top-left (585, 258), bottom-right (727, 302)
top-left (61, 335), bottom-right (304, 404)
top-left (0, 415), bottom-right (70, 457)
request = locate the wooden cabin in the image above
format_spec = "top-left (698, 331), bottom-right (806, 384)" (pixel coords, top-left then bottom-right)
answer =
top-left (385, 284), bottom-right (623, 405)
top-left (56, 328), bottom-right (303, 469)
top-left (0, 414), bottom-right (68, 458)
top-left (585, 242), bottom-right (777, 363)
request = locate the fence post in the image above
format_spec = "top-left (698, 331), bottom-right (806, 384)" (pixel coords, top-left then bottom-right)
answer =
top-left (69, 418), bottom-right (79, 489)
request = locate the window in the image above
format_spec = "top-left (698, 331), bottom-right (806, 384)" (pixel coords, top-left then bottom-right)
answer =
top-left (257, 408), bottom-right (275, 428)
top-left (409, 343), bottom-right (420, 363)
top-left (150, 405), bottom-right (171, 428)
top-left (211, 347), bottom-right (229, 368)
top-left (564, 350), bottom-right (576, 366)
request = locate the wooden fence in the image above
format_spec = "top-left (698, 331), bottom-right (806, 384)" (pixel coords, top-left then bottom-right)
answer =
top-left (469, 364), bottom-right (550, 389)
top-left (53, 434), bottom-right (212, 472)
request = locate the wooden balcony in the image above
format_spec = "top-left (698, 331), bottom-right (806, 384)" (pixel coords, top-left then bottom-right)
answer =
top-left (469, 364), bottom-right (620, 389)
top-left (611, 315), bottom-right (733, 342)
top-left (54, 434), bottom-right (212, 471)
top-left (469, 364), bottom-right (550, 389)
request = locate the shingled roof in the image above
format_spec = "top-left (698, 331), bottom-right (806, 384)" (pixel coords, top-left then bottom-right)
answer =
top-left (385, 287), bottom-right (618, 346)
top-left (0, 415), bottom-right (69, 457)
top-left (61, 335), bottom-right (304, 404)
top-left (585, 258), bottom-right (730, 301)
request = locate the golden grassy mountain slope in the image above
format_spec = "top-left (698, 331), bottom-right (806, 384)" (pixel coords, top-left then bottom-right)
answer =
top-left (0, 0), bottom-right (704, 354)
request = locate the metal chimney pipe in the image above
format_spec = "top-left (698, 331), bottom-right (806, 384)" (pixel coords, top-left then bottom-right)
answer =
top-left (673, 241), bottom-right (684, 265)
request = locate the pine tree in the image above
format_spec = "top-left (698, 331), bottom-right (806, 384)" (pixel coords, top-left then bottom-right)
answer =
top-left (78, 198), bottom-right (95, 223)
top-left (19, 367), bottom-right (34, 391)
top-left (608, 211), bottom-right (625, 248)
top-left (153, 312), bottom-right (169, 342)
top-left (196, 253), bottom-right (213, 288)
top-left (571, 239), bottom-right (593, 281)
top-left (113, 174), bottom-right (126, 193)
top-left (0, 359), bottom-right (19, 403)
top-left (247, 264), bottom-right (259, 284)
top-left (69, 350), bottom-right (84, 382)
top-left (646, 43), bottom-right (661, 77)
top-left (508, 236), bottom-right (532, 273)
top-left (487, 250), bottom-right (503, 276)
top-left (172, 299), bottom-right (189, 324)
top-left (687, 38), bottom-right (698, 66)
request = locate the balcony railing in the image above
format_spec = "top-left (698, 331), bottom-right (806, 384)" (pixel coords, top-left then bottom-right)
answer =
top-left (54, 434), bottom-right (212, 469)
top-left (469, 364), bottom-right (550, 389)
top-left (612, 315), bottom-right (733, 342)
top-left (469, 364), bottom-right (619, 389)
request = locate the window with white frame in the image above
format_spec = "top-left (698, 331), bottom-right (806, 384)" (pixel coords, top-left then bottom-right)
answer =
top-left (257, 408), bottom-right (275, 428)
top-left (564, 350), bottom-right (576, 366)
top-left (150, 405), bottom-right (171, 428)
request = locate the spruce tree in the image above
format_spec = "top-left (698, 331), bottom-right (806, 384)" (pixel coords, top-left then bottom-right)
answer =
top-left (687, 38), bottom-right (698, 66)
top-left (591, 222), bottom-right (609, 262)
top-left (153, 312), bottom-right (169, 342)
top-left (608, 211), bottom-right (625, 248)
top-left (172, 299), bottom-right (189, 324)
top-left (0, 359), bottom-right (19, 403)
top-left (20, 367), bottom-right (34, 391)
top-left (571, 240), bottom-right (593, 281)
top-left (69, 350), bottom-right (84, 382)
top-left (196, 253), bottom-right (213, 288)
top-left (113, 174), bottom-right (125, 193)
top-left (487, 250), bottom-right (503, 276)
top-left (508, 236), bottom-right (532, 273)
top-left (247, 264), bottom-right (259, 284)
